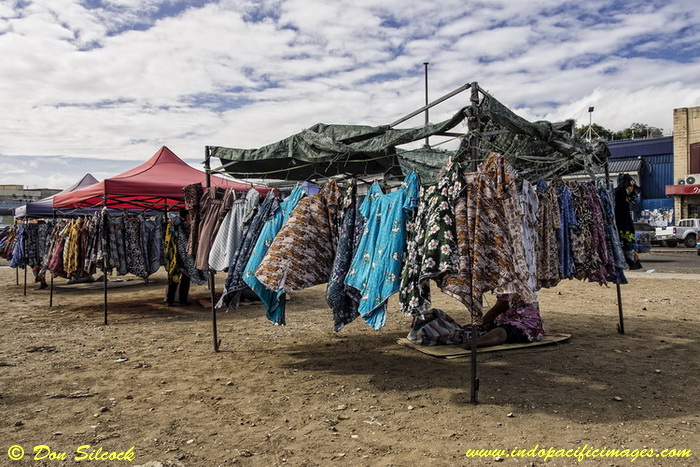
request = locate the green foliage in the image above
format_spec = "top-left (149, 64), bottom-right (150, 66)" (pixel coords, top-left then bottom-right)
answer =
top-left (577, 122), bottom-right (664, 141)
top-left (613, 123), bottom-right (664, 140)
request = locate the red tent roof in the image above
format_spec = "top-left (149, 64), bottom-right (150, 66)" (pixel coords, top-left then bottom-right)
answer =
top-left (53, 146), bottom-right (275, 210)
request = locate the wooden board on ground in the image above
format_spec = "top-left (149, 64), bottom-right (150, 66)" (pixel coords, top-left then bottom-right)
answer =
top-left (397, 332), bottom-right (571, 359)
top-left (56, 279), bottom-right (146, 290)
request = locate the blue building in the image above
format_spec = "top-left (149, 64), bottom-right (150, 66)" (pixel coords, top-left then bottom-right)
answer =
top-left (606, 136), bottom-right (675, 226)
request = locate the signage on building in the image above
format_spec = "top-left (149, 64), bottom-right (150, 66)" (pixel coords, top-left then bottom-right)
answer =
top-left (665, 184), bottom-right (700, 195)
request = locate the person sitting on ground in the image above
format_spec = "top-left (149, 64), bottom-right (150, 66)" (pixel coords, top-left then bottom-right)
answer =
top-left (462, 294), bottom-right (544, 348)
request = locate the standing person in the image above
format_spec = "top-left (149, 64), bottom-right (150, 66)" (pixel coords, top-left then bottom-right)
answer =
top-left (165, 209), bottom-right (192, 307)
top-left (166, 271), bottom-right (190, 306)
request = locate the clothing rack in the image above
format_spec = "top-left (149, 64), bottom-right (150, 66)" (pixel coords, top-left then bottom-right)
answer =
top-left (201, 80), bottom-right (630, 408)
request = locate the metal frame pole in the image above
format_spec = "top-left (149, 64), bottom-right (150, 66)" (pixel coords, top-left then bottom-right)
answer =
top-left (423, 62), bottom-right (429, 147)
top-left (49, 273), bottom-right (54, 307)
top-left (467, 82), bottom-right (481, 404)
top-left (389, 83), bottom-right (472, 128)
top-left (102, 196), bottom-right (108, 325)
top-left (205, 146), bottom-right (220, 352)
top-left (23, 218), bottom-right (28, 296)
top-left (604, 162), bottom-right (625, 334)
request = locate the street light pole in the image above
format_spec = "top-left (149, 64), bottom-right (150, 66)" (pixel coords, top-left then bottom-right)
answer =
top-left (424, 62), bottom-right (429, 147)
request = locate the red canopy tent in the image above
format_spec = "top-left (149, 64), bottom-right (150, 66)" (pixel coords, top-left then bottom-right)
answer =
top-left (53, 146), bottom-right (275, 210)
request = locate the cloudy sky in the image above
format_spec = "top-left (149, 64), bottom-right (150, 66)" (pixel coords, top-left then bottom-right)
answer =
top-left (1, 0), bottom-right (699, 189)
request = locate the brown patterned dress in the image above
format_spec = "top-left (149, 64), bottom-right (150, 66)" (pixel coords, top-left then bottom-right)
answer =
top-left (255, 180), bottom-right (341, 294)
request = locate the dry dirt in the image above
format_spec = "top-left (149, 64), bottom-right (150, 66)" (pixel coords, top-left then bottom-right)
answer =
top-left (1, 265), bottom-right (699, 466)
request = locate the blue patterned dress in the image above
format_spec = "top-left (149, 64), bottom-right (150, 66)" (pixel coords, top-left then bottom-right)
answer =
top-left (345, 171), bottom-right (419, 330)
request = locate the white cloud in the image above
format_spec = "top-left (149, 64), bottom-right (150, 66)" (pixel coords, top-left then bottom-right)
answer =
top-left (1, 0), bottom-right (699, 188)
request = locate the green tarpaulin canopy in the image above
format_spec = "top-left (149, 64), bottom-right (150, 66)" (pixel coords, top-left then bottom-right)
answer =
top-left (210, 88), bottom-right (610, 184)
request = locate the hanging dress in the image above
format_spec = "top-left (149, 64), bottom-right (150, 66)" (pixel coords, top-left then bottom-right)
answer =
top-left (569, 182), bottom-right (600, 280)
top-left (182, 183), bottom-right (204, 256)
top-left (243, 185), bottom-right (305, 325)
top-left (124, 217), bottom-right (149, 279)
top-left (555, 182), bottom-right (577, 280)
top-left (217, 191), bottom-right (279, 310)
top-left (535, 181), bottom-right (561, 289)
top-left (173, 216), bottom-right (208, 285)
top-left (208, 188), bottom-right (260, 271)
top-left (518, 179), bottom-right (540, 293)
top-left (399, 161), bottom-right (464, 318)
top-left (345, 171), bottom-right (420, 330)
top-left (326, 182), bottom-right (366, 331)
top-left (195, 188), bottom-right (235, 271)
top-left (599, 187), bottom-right (628, 284)
top-left (108, 215), bottom-right (128, 276)
top-left (256, 180), bottom-right (341, 325)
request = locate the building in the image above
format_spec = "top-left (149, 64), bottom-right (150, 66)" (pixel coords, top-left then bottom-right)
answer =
top-left (665, 106), bottom-right (700, 219)
top-left (606, 136), bottom-right (675, 226)
top-left (0, 184), bottom-right (62, 226)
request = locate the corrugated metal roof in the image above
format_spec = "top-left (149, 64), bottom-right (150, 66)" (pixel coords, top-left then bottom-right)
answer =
top-left (607, 136), bottom-right (673, 158)
top-left (566, 158), bottom-right (642, 177)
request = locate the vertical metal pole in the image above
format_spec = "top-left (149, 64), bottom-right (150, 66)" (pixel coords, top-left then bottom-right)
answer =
top-left (468, 82), bottom-right (480, 404)
top-left (615, 282), bottom-right (625, 334)
top-left (103, 264), bottom-right (108, 325)
top-left (605, 161), bottom-right (625, 334)
top-left (468, 82), bottom-right (480, 172)
top-left (103, 197), bottom-right (108, 325)
top-left (205, 146), bottom-right (220, 352)
top-left (470, 325), bottom-right (479, 404)
top-left (23, 218), bottom-right (28, 296)
top-left (49, 274), bottom-right (54, 307)
top-left (423, 62), bottom-right (429, 147)
top-left (15, 222), bottom-right (19, 284)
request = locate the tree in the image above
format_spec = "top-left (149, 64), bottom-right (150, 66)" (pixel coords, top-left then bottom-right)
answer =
top-left (577, 122), bottom-right (664, 141)
top-left (612, 123), bottom-right (664, 140)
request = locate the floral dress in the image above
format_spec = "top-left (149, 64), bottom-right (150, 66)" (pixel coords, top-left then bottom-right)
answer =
top-left (400, 161), bottom-right (464, 318)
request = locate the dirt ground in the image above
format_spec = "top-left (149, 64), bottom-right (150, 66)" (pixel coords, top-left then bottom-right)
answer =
top-left (1, 263), bottom-right (698, 466)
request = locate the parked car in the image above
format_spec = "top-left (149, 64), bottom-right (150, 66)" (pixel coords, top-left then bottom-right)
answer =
top-left (654, 225), bottom-right (678, 247)
top-left (654, 219), bottom-right (699, 248)
top-left (633, 222), bottom-right (655, 253)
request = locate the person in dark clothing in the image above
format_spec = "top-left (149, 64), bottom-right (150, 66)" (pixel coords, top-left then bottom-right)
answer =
top-left (614, 174), bottom-right (643, 270)
top-left (166, 273), bottom-right (190, 306)
top-left (165, 209), bottom-right (192, 307)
